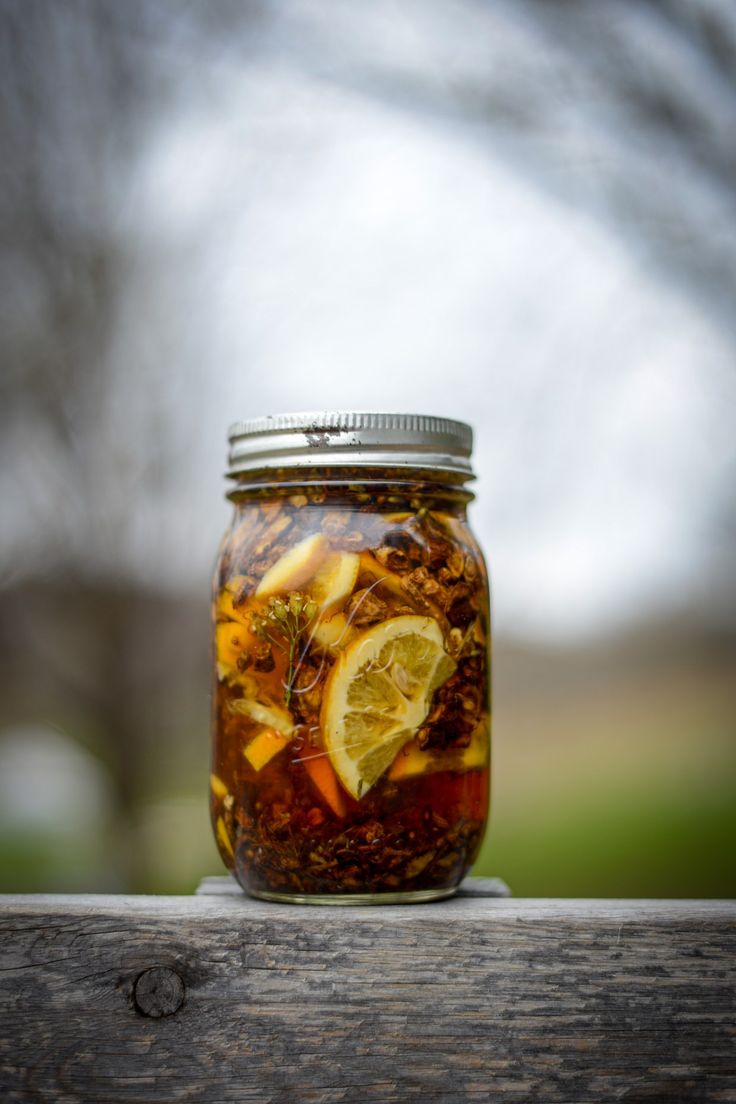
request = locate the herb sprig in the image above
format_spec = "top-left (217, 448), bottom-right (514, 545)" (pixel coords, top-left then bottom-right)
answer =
top-left (250, 593), bottom-right (318, 707)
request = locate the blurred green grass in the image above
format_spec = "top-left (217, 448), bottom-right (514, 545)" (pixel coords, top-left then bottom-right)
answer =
top-left (479, 779), bottom-right (736, 898)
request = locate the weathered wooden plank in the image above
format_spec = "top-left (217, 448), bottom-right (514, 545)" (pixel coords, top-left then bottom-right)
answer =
top-left (1, 893), bottom-right (734, 1103)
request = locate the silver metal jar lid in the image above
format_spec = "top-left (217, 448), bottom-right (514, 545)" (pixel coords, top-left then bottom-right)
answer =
top-left (227, 411), bottom-right (474, 478)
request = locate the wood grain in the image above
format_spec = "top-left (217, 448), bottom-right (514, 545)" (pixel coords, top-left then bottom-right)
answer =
top-left (1, 889), bottom-right (734, 1103)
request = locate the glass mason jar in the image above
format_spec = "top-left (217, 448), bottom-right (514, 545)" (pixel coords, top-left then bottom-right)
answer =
top-left (210, 412), bottom-right (491, 903)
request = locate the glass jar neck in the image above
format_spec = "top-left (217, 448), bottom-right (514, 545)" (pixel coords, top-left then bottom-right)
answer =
top-left (227, 465), bottom-right (474, 515)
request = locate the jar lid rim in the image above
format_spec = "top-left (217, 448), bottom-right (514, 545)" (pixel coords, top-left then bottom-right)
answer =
top-left (227, 411), bottom-right (474, 478)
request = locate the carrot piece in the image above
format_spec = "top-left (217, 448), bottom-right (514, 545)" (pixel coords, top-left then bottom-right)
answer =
top-left (304, 754), bottom-right (348, 817)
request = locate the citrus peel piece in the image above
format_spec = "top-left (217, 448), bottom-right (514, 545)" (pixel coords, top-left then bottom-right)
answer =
top-left (388, 722), bottom-right (488, 781)
top-left (244, 727), bottom-right (291, 771)
top-left (216, 621), bottom-right (254, 675)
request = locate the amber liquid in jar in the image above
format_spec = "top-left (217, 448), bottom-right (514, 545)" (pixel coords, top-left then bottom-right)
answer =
top-left (210, 467), bottom-right (490, 903)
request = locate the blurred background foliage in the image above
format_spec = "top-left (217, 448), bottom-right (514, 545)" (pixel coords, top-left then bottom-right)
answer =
top-left (0, 0), bottom-right (734, 896)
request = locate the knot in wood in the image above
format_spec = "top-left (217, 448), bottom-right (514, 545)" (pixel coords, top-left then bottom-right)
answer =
top-left (133, 966), bottom-right (185, 1018)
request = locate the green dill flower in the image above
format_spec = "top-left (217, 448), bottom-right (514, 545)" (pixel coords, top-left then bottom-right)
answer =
top-left (249, 593), bottom-right (318, 707)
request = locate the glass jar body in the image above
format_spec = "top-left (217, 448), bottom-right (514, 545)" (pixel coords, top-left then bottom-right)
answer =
top-left (210, 468), bottom-right (491, 903)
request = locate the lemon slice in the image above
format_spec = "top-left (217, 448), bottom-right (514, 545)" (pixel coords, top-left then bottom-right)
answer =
top-left (321, 615), bottom-right (456, 799)
top-left (231, 697), bottom-right (294, 735)
top-left (310, 612), bottom-right (356, 651)
top-left (308, 551), bottom-right (360, 613)
top-left (255, 533), bottom-right (327, 598)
